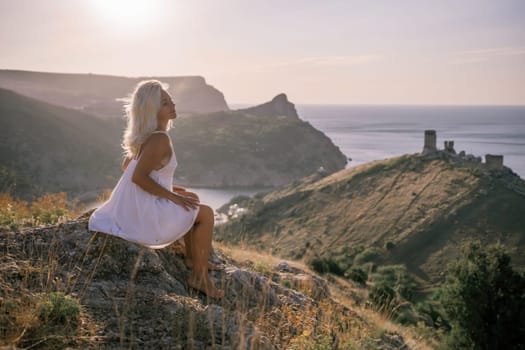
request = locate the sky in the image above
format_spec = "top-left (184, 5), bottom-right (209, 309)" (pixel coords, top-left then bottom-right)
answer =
top-left (0, 0), bottom-right (524, 105)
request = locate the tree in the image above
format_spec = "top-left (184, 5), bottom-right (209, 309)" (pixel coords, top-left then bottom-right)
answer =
top-left (440, 241), bottom-right (525, 349)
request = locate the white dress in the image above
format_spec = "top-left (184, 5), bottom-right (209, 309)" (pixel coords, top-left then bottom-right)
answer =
top-left (88, 131), bottom-right (200, 249)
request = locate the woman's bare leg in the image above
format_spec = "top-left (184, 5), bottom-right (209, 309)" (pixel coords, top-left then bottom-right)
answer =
top-left (184, 227), bottom-right (194, 263)
top-left (184, 222), bottom-right (223, 270)
top-left (186, 205), bottom-right (224, 298)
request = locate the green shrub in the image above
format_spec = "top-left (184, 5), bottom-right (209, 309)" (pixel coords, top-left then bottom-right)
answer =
top-left (368, 283), bottom-right (396, 312)
top-left (287, 334), bottom-right (332, 350)
top-left (415, 301), bottom-right (449, 330)
top-left (354, 247), bottom-right (381, 265)
top-left (384, 241), bottom-right (395, 250)
top-left (308, 256), bottom-right (345, 276)
top-left (371, 265), bottom-right (418, 302)
top-left (325, 258), bottom-right (345, 276)
top-left (0, 299), bottom-right (21, 341)
top-left (345, 267), bottom-right (368, 285)
top-left (309, 257), bottom-right (329, 274)
top-left (439, 241), bottom-right (525, 349)
top-left (394, 306), bottom-right (418, 325)
top-left (38, 292), bottom-right (80, 330)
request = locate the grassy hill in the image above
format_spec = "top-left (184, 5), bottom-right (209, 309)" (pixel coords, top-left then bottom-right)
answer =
top-left (0, 88), bottom-right (122, 200)
top-left (216, 151), bottom-right (525, 284)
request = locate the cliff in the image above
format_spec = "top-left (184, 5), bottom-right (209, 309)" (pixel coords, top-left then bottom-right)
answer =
top-left (216, 150), bottom-right (525, 284)
top-left (0, 217), bottom-right (414, 349)
top-left (0, 69), bottom-right (229, 118)
top-left (171, 94), bottom-right (347, 187)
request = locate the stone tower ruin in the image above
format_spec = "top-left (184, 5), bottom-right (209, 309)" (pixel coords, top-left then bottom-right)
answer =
top-left (423, 130), bottom-right (437, 154)
top-left (444, 140), bottom-right (456, 154)
top-left (485, 154), bottom-right (504, 169)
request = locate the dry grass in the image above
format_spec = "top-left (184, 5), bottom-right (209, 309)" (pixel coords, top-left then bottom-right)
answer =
top-left (1, 192), bottom-right (441, 349)
top-left (0, 254), bottom-right (97, 348)
top-left (215, 241), bottom-right (308, 272)
top-left (0, 192), bottom-right (83, 229)
top-left (218, 242), bottom-right (440, 349)
top-left (0, 192), bottom-right (97, 347)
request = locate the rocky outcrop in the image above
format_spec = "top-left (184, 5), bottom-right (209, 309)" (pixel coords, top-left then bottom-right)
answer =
top-left (236, 94), bottom-right (299, 119)
top-left (172, 96), bottom-right (347, 188)
top-left (0, 69), bottom-right (229, 118)
top-left (0, 218), bottom-right (411, 349)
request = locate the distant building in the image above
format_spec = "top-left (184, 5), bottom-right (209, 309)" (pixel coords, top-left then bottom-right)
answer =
top-left (421, 130), bottom-right (504, 169)
top-left (423, 130), bottom-right (437, 154)
top-left (444, 140), bottom-right (456, 154)
top-left (485, 154), bottom-right (504, 169)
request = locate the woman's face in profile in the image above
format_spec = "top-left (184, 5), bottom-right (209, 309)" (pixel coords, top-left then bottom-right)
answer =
top-left (157, 89), bottom-right (176, 125)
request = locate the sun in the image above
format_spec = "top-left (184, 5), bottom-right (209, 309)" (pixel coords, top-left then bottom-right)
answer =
top-left (90, 0), bottom-right (159, 28)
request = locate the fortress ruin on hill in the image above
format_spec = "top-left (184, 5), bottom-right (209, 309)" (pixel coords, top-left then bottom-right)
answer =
top-left (422, 129), bottom-right (504, 169)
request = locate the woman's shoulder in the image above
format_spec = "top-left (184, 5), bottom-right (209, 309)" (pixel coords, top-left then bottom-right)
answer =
top-left (143, 131), bottom-right (172, 150)
top-left (149, 130), bottom-right (170, 140)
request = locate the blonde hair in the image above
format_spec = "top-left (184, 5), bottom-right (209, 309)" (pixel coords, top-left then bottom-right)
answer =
top-left (122, 80), bottom-right (171, 158)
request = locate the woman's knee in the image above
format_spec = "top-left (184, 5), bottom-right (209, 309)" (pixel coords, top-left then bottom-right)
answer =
top-left (197, 204), bottom-right (214, 223)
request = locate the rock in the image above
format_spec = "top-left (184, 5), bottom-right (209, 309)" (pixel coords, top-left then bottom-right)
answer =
top-left (277, 261), bottom-right (302, 274)
top-left (237, 93), bottom-right (299, 119)
top-left (1, 218), bottom-right (412, 349)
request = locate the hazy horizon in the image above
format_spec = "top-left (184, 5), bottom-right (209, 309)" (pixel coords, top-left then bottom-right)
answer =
top-left (1, 0), bottom-right (524, 105)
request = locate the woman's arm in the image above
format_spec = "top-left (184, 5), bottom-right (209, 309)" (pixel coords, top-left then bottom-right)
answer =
top-left (131, 134), bottom-right (198, 210)
top-left (172, 184), bottom-right (186, 192)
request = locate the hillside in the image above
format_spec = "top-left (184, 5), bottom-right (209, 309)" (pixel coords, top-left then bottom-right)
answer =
top-left (216, 150), bottom-right (525, 284)
top-left (0, 88), bottom-right (122, 200)
top-left (171, 94), bottom-right (347, 187)
top-left (0, 69), bottom-right (228, 118)
top-left (0, 217), bottom-right (422, 349)
top-left (1, 88), bottom-right (346, 199)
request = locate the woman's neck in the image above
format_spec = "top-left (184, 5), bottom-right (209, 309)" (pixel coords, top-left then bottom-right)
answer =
top-left (157, 120), bottom-right (169, 131)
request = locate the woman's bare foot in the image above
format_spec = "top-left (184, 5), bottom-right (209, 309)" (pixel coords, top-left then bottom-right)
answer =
top-left (185, 258), bottom-right (223, 271)
top-left (188, 275), bottom-right (224, 299)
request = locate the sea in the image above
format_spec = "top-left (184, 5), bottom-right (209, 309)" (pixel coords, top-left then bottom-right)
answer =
top-left (196, 104), bottom-right (525, 211)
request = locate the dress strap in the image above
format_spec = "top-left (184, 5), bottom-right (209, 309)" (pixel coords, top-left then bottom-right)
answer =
top-left (151, 130), bottom-right (167, 134)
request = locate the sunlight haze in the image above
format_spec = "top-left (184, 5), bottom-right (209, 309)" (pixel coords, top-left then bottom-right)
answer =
top-left (0, 0), bottom-right (523, 105)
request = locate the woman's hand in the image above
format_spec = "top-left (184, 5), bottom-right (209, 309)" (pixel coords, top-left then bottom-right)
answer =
top-left (173, 186), bottom-right (200, 203)
top-left (182, 191), bottom-right (200, 202)
top-left (169, 192), bottom-right (199, 211)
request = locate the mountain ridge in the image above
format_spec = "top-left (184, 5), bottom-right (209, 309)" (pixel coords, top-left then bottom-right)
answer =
top-left (0, 69), bottom-right (229, 118)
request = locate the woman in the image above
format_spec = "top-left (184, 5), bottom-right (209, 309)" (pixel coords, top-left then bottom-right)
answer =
top-left (89, 80), bottom-right (224, 298)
